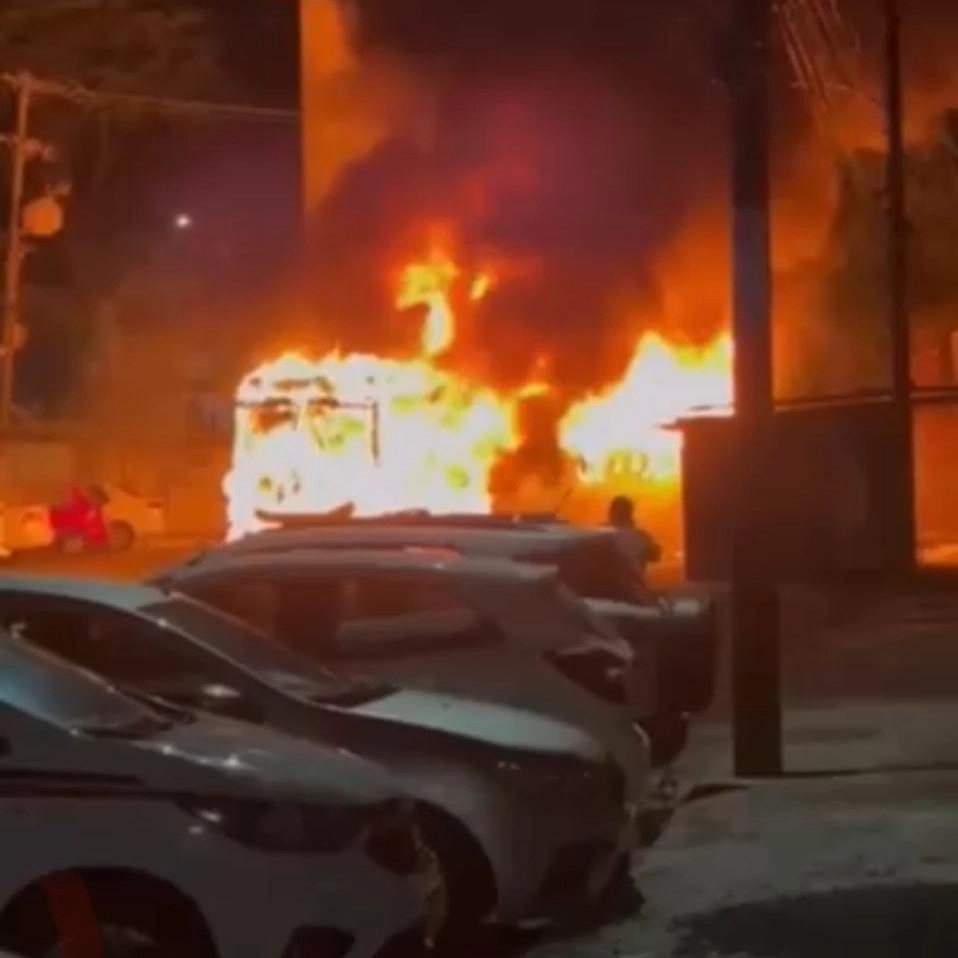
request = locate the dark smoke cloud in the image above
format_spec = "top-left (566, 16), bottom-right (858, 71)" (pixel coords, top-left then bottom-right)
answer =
top-left (294, 0), bottom-right (958, 396)
top-left (301, 0), bottom-right (727, 392)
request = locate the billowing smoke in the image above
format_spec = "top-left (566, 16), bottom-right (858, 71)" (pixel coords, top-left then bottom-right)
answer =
top-left (299, 0), bottom-right (432, 213)
top-left (295, 0), bottom-right (725, 396)
top-left (287, 0), bottom-right (958, 403)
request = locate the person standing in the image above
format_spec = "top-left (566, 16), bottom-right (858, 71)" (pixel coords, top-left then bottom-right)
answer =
top-left (607, 494), bottom-right (662, 590)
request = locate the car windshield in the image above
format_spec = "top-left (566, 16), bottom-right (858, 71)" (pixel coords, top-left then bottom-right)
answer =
top-left (143, 596), bottom-right (390, 704)
top-left (0, 632), bottom-right (173, 738)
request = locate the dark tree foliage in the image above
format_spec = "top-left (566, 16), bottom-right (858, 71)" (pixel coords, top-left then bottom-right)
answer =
top-left (0, 0), bottom-right (232, 98)
top-left (813, 110), bottom-right (958, 392)
top-left (0, 0), bottom-right (267, 413)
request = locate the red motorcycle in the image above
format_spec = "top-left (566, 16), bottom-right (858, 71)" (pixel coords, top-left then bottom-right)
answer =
top-left (49, 486), bottom-right (111, 553)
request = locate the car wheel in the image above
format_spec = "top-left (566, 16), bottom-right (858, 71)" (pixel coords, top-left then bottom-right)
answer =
top-left (57, 532), bottom-right (86, 555)
top-left (0, 873), bottom-right (215, 958)
top-left (107, 521), bottom-right (135, 552)
top-left (417, 809), bottom-right (497, 945)
top-left (591, 854), bottom-right (645, 921)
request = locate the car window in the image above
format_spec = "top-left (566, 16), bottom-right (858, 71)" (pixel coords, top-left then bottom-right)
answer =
top-left (336, 607), bottom-right (501, 660)
top-left (183, 570), bottom-right (504, 662)
top-left (0, 596), bottom-right (222, 689)
top-left (187, 575), bottom-right (346, 654)
top-left (344, 576), bottom-right (464, 619)
top-left (142, 595), bottom-right (365, 700)
top-left (0, 632), bottom-right (172, 738)
top-left (332, 574), bottom-right (501, 659)
top-left (187, 579), bottom-right (282, 636)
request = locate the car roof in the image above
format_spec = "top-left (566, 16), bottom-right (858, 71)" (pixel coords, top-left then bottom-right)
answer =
top-left (0, 575), bottom-right (168, 612)
top-left (211, 520), bottom-right (613, 562)
top-left (161, 546), bottom-right (556, 586)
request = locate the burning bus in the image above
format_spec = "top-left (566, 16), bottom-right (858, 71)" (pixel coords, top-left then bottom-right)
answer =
top-left (222, 246), bottom-right (732, 544)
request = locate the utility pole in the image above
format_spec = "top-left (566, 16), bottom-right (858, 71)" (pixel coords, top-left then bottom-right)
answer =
top-left (883, 0), bottom-right (915, 574)
top-left (729, 0), bottom-right (783, 776)
top-left (1, 73), bottom-right (32, 429)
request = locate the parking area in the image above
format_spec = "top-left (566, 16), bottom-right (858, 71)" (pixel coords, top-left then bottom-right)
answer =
top-left (1, 541), bottom-right (200, 581)
top-left (6, 546), bottom-right (958, 956)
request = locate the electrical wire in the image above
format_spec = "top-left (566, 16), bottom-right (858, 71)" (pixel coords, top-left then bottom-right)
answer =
top-left (1, 72), bottom-right (298, 123)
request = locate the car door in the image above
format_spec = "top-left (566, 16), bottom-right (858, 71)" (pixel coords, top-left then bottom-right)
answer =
top-left (0, 595), bottom-right (266, 723)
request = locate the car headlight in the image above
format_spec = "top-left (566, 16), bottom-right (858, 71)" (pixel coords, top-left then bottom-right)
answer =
top-left (489, 751), bottom-right (626, 806)
top-left (178, 796), bottom-right (401, 855)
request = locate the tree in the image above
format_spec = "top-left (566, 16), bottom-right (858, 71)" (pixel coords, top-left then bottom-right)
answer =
top-left (814, 109), bottom-right (958, 392)
top-left (0, 0), bottom-right (235, 99)
top-left (0, 0), bottom-right (252, 413)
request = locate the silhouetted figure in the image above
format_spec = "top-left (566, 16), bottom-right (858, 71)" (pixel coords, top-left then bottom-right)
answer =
top-left (606, 495), bottom-right (662, 592)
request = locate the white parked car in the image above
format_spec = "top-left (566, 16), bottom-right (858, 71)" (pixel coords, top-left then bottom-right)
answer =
top-left (0, 503), bottom-right (54, 555)
top-left (94, 483), bottom-right (167, 544)
top-left (0, 576), bottom-right (636, 938)
top-left (212, 515), bottom-right (720, 767)
top-left (0, 631), bottom-right (435, 958)
top-left (152, 549), bottom-right (652, 804)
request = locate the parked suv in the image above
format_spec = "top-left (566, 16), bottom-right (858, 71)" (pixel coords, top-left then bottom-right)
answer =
top-left (152, 549), bottom-right (651, 802)
top-left (202, 514), bottom-right (720, 766)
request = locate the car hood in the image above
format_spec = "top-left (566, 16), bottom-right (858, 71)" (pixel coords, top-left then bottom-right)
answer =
top-left (587, 594), bottom-right (714, 620)
top-left (130, 711), bottom-right (400, 805)
top-left (349, 687), bottom-right (605, 762)
top-left (586, 597), bottom-right (665, 621)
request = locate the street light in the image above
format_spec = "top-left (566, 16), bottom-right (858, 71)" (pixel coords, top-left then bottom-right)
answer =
top-left (174, 213), bottom-right (194, 230)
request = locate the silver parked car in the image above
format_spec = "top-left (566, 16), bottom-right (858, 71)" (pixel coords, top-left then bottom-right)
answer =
top-left (0, 575), bottom-right (636, 938)
top-left (197, 514), bottom-right (719, 767)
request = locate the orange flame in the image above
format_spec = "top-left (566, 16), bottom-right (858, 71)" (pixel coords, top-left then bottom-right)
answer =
top-left (224, 349), bottom-right (515, 538)
top-left (396, 248), bottom-right (460, 358)
top-left (224, 247), bottom-right (733, 539)
top-left (560, 332), bottom-right (733, 488)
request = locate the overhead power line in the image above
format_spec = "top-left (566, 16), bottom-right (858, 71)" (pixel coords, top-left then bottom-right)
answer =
top-left (1, 72), bottom-right (299, 123)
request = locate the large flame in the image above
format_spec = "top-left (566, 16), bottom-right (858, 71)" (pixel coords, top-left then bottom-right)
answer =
top-left (225, 349), bottom-right (515, 537)
top-left (224, 246), bottom-right (733, 539)
top-left (560, 332), bottom-right (733, 488)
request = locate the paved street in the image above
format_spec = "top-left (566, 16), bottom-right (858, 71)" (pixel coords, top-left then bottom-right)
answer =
top-left (0, 541), bottom-right (202, 581)
top-left (6, 547), bottom-right (958, 956)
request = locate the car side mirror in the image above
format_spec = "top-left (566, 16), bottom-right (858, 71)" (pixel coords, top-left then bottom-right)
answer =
top-left (163, 684), bottom-right (264, 724)
top-left (198, 684), bottom-right (265, 723)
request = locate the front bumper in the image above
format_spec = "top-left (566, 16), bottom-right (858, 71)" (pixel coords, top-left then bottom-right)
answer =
top-left (491, 768), bottom-right (637, 926)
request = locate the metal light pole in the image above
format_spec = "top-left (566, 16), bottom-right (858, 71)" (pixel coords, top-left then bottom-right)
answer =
top-left (1, 73), bottom-right (32, 429)
top-left (729, 0), bottom-right (783, 776)
top-left (883, 0), bottom-right (915, 574)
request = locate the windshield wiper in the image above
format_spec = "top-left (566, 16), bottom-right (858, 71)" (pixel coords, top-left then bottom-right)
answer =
top-left (307, 682), bottom-right (396, 708)
top-left (81, 715), bottom-right (173, 739)
top-left (120, 688), bottom-right (196, 726)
